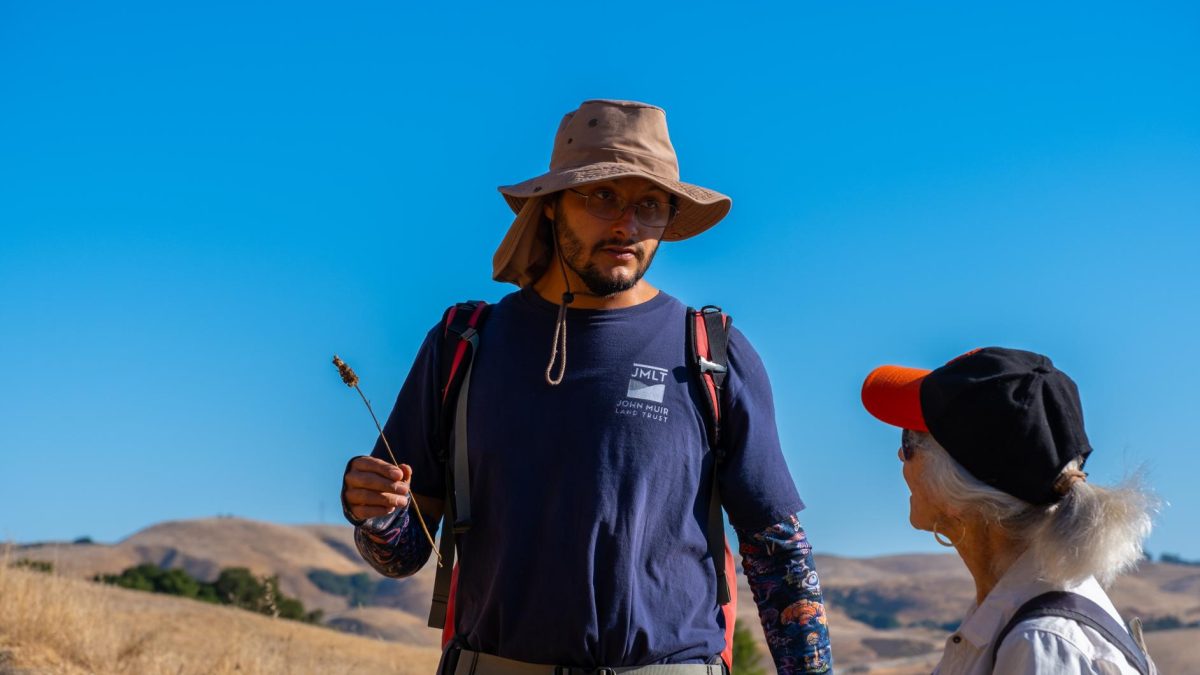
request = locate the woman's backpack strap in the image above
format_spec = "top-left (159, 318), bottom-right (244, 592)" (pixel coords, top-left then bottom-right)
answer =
top-left (991, 590), bottom-right (1153, 675)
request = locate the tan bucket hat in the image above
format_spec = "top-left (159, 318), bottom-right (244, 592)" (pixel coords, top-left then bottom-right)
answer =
top-left (492, 99), bottom-right (732, 287)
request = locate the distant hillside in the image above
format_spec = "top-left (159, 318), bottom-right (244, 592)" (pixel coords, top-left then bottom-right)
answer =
top-left (13, 518), bottom-right (440, 647)
top-left (11, 518), bottom-right (1199, 674)
top-left (804, 553), bottom-right (1200, 674)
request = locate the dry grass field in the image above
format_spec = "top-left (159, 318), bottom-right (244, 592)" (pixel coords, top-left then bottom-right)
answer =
top-left (7, 520), bottom-right (1198, 673)
top-left (0, 554), bottom-right (442, 675)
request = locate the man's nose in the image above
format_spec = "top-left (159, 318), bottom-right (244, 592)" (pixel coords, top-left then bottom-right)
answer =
top-left (610, 204), bottom-right (640, 235)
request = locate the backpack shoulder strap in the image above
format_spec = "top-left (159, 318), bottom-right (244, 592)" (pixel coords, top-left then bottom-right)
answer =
top-left (991, 590), bottom-right (1152, 675)
top-left (687, 305), bottom-right (731, 451)
top-left (686, 305), bottom-right (732, 607)
top-left (438, 302), bottom-right (491, 424)
top-left (429, 300), bottom-right (489, 630)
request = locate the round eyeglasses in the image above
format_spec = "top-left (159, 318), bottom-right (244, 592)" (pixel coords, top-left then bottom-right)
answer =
top-left (568, 188), bottom-right (677, 229)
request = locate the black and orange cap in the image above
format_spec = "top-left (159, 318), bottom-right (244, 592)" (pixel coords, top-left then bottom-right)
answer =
top-left (861, 364), bottom-right (932, 432)
top-left (861, 347), bottom-right (1093, 506)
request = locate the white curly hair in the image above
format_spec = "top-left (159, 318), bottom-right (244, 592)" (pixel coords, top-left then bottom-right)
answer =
top-left (907, 430), bottom-right (1155, 586)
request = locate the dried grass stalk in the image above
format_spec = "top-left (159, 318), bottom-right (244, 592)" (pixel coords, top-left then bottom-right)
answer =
top-left (331, 355), bottom-right (440, 564)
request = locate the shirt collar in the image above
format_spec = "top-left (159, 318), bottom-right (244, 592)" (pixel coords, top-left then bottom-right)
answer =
top-left (955, 549), bottom-right (1058, 649)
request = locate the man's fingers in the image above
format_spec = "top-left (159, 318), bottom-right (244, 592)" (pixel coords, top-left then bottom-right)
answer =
top-left (349, 456), bottom-right (407, 482)
top-left (345, 469), bottom-right (411, 496)
top-left (343, 458), bottom-right (417, 524)
top-left (344, 487), bottom-right (409, 509)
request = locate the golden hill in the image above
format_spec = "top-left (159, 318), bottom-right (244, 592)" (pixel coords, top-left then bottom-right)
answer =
top-left (12, 518), bottom-right (439, 640)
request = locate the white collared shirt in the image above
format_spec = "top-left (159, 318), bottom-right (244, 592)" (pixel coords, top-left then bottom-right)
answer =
top-left (933, 552), bottom-right (1144, 675)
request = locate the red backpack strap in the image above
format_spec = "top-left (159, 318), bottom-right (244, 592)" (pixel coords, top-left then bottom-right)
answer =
top-left (429, 300), bottom-right (488, 631)
top-left (687, 306), bottom-right (737, 670)
top-left (689, 306), bottom-right (731, 450)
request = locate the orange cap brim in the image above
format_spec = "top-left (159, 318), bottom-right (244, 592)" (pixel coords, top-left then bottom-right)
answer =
top-left (861, 365), bottom-right (932, 432)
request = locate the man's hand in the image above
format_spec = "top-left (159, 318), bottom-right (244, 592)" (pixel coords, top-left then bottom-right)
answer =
top-left (343, 456), bottom-right (413, 521)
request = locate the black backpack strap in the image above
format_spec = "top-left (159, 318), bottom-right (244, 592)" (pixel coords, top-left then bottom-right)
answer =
top-left (991, 591), bottom-right (1151, 675)
top-left (687, 305), bottom-right (732, 605)
top-left (429, 300), bottom-right (489, 630)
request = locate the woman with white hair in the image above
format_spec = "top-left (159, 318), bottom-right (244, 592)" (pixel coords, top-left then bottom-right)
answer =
top-left (860, 347), bottom-right (1156, 674)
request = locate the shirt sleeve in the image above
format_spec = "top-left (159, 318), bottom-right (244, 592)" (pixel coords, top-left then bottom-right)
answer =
top-left (717, 326), bottom-right (805, 532)
top-left (353, 504), bottom-right (438, 578)
top-left (737, 513), bottom-right (832, 674)
top-left (369, 321), bottom-right (447, 499)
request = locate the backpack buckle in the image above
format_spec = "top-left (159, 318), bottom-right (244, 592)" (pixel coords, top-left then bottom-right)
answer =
top-left (698, 357), bottom-right (727, 374)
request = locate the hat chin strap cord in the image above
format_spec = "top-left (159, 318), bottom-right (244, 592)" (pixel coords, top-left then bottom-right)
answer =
top-left (545, 220), bottom-right (578, 386)
top-left (543, 219), bottom-right (614, 386)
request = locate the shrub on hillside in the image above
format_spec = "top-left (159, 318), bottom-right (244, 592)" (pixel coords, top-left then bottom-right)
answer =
top-left (214, 567), bottom-right (267, 608)
top-left (95, 564), bottom-right (321, 623)
top-left (10, 559), bottom-right (53, 573)
top-left (307, 569), bottom-right (377, 607)
top-left (96, 564), bottom-right (207, 600)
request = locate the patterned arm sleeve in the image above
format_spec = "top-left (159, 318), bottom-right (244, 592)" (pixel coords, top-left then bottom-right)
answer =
top-left (352, 506), bottom-right (437, 578)
top-left (736, 513), bottom-right (833, 674)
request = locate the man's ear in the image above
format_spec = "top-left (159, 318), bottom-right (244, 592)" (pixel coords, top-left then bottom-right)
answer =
top-left (543, 199), bottom-right (555, 222)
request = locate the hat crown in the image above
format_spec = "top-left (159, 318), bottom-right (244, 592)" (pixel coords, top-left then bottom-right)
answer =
top-left (550, 99), bottom-right (680, 180)
top-left (921, 347), bottom-right (1092, 505)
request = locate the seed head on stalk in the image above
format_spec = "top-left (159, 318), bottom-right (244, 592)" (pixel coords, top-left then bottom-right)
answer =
top-left (334, 355), bottom-right (359, 388)
top-left (332, 354), bottom-right (441, 565)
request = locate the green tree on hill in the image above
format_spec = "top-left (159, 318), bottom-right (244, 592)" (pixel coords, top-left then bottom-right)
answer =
top-left (732, 623), bottom-right (768, 675)
top-left (214, 567), bottom-right (266, 609)
top-left (157, 568), bottom-right (201, 599)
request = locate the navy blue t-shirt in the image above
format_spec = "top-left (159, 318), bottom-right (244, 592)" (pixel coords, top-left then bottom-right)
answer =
top-left (373, 288), bottom-right (803, 667)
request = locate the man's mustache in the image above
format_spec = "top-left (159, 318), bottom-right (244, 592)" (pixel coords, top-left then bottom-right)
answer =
top-left (591, 239), bottom-right (643, 260)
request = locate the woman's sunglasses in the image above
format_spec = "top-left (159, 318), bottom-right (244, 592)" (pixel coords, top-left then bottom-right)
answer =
top-left (899, 430), bottom-right (918, 462)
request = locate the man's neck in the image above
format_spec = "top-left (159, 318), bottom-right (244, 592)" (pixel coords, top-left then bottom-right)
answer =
top-left (531, 275), bottom-right (660, 310)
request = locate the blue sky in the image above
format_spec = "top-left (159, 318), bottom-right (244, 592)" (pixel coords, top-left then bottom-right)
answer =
top-left (2, 1), bottom-right (1197, 559)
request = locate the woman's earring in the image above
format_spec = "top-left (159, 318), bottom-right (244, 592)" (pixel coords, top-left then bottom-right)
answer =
top-left (932, 521), bottom-right (955, 548)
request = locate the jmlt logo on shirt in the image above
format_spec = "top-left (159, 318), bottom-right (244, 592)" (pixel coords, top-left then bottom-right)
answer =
top-left (626, 363), bottom-right (668, 403)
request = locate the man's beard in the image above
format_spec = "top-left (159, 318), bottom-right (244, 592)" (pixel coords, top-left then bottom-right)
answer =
top-left (555, 218), bottom-right (658, 297)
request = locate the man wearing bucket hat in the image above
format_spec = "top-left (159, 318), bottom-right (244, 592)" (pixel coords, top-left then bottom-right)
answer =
top-left (861, 347), bottom-right (1156, 674)
top-left (341, 100), bottom-right (832, 674)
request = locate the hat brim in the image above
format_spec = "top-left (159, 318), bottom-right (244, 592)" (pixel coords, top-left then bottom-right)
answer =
top-left (861, 365), bottom-right (932, 432)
